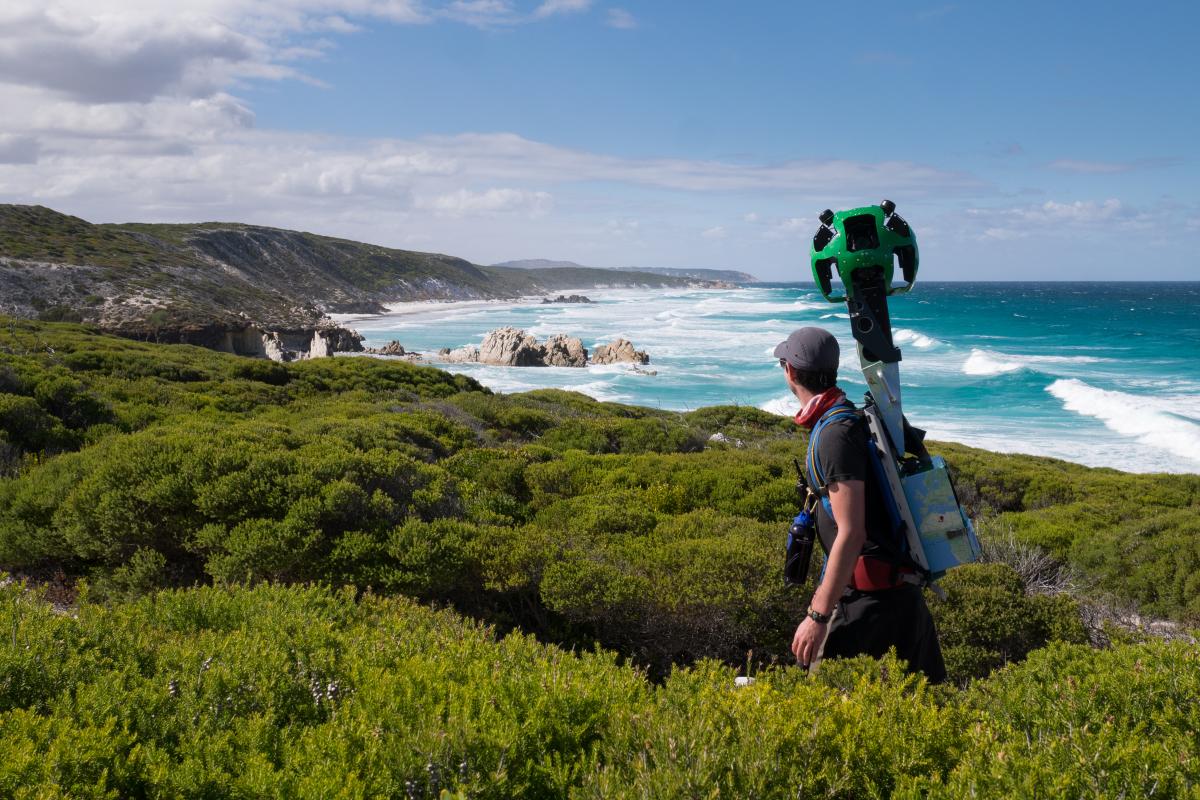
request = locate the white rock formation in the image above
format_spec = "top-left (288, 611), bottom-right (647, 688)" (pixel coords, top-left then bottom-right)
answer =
top-left (478, 327), bottom-right (546, 366)
top-left (591, 338), bottom-right (650, 365)
top-left (542, 334), bottom-right (588, 367)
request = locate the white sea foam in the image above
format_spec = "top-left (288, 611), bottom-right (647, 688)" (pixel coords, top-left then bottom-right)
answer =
top-left (894, 328), bottom-right (940, 349)
top-left (962, 348), bottom-right (1107, 377)
top-left (760, 395), bottom-right (800, 417)
top-left (342, 284), bottom-right (1194, 474)
top-left (962, 349), bottom-right (1024, 376)
top-left (1046, 379), bottom-right (1200, 469)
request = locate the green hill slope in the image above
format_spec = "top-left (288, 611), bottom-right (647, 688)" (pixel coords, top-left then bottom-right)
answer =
top-left (3, 580), bottom-right (1196, 798)
top-left (0, 206), bottom-right (717, 350)
top-left (1, 318), bottom-right (1195, 671)
top-left (2, 318), bottom-right (1198, 795)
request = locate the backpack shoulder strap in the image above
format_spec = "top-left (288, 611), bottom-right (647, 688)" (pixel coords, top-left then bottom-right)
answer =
top-left (805, 403), bottom-right (860, 497)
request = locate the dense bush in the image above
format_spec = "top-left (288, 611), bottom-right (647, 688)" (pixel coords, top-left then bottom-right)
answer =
top-left (930, 563), bottom-right (1088, 682)
top-left (0, 581), bottom-right (1196, 799)
top-left (0, 317), bottom-right (1195, 683)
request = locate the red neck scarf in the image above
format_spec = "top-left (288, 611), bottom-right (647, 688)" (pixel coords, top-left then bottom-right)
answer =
top-left (794, 387), bottom-right (847, 429)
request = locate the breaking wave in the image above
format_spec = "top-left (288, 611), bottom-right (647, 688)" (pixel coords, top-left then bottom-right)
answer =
top-left (1046, 379), bottom-right (1200, 468)
top-left (962, 348), bottom-right (1107, 377)
top-left (894, 328), bottom-right (940, 349)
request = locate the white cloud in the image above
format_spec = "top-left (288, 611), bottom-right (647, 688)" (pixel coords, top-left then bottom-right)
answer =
top-left (763, 217), bottom-right (809, 238)
top-left (968, 199), bottom-right (1128, 225)
top-left (742, 212), bottom-right (759, 223)
top-left (534, 0), bottom-right (592, 18)
top-left (981, 227), bottom-right (1026, 241)
top-left (439, 0), bottom-right (520, 27)
top-left (701, 225), bottom-right (726, 239)
top-left (605, 8), bottom-right (637, 29)
top-left (0, 1), bottom-right (1003, 270)
top-left (963, 198), bottom-right (1162, 242)
top-left (416, 187), bottom-right (554, 216)
top-left (0, 134), bottom-right (39, 164)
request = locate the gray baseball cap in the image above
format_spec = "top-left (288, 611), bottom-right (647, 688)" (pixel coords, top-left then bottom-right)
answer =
top-left (774, 327), bottom-right (840, 372)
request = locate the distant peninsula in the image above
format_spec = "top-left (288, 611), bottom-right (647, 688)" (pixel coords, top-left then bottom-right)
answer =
top-left (0, 205), bottom-right (733, 361)
top-left (493, 258), bottom-right (757, 283)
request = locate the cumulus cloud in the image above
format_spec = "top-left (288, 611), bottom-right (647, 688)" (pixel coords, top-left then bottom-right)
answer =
top-left (0, 1), bottom-right (999, 267)
top-left (0, 1), bottom-right (432, 106)
top-left (701, 225), bottom-right (726, 239)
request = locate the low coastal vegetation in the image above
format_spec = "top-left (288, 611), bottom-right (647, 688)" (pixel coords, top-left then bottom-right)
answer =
top-left (0, 205), bottom-right (722, 352)
top-left (1, 317), bottom-right (1197, 796)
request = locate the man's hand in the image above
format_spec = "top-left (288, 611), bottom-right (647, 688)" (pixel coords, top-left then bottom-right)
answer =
top-left (791, 616), bottom-right (828, 668)
top-left (794, 478), bottom-right (865, 671)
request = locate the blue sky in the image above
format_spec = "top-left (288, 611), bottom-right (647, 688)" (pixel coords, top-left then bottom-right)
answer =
top-left (0, 0), bottom-right (1197, 279)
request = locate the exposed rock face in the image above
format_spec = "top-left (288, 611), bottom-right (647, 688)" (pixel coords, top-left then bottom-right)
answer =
top-left (207, 325), bottom-right (363, 362)
top-left (541, 294), bottom-right (593, 304)
top-left (0, 206), bottom-right (733, 365)
top-left (307, 327), bottom-right (365, 359)
top-left (543, 334), bottom-right (588, 367)
top-left (367, 340), bottom-right (407, 356)
top-left (478, 327), bottom-right (546, 367)
top-left (439, 345), bottom-right (480, 364)
top-left (435, 328), bottom-right (589, 367)
top-left (592, 338), bottom-right (650, 365)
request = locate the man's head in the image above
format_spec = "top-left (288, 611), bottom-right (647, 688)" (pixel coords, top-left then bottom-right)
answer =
top-left (774, 326), bottom-right (839, 398)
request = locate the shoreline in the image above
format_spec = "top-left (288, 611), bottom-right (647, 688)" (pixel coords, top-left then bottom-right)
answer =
top-left (327, 285), bottom-right (735, 326)
top-left (326, 284), bottom-right (1200, 476)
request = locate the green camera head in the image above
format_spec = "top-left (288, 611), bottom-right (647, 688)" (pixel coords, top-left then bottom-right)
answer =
top-left (809, 200), bottom-right (919, 302)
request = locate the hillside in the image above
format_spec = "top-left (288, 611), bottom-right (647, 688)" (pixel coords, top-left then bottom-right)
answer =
top-left (496, 258), bottom-right (758, 283)
top-left (0, 317), bottom-right (1197, 796)
top-left (491, 258), bottom-right (590, 270)
top-left (0, 206), bottom-right (719, 358)
top-left (625, 266), bottom-right (759, 282)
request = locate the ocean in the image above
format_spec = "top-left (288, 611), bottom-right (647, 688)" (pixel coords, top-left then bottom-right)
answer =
top-left (334, 282), bottom-right (1200, 475)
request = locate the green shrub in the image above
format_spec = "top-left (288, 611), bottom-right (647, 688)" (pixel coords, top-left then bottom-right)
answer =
top-left (930, 563), bottom-right (1088, 683)
top-left (0, 393), bottom-right (73, 453)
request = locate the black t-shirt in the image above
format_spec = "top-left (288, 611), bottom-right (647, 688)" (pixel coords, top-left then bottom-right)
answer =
top-left (811, 414), bottom-right (895, 559)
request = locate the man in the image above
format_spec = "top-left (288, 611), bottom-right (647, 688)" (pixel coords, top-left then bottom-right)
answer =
top-left (774, 326), bottom-right (946, 683)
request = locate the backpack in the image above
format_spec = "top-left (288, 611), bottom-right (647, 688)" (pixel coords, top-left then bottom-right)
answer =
top-left (804, 401), bottom-right (928, 581)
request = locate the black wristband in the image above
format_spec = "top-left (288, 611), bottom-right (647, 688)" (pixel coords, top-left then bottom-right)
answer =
top-left (807, 607), bottom-right (831, 625)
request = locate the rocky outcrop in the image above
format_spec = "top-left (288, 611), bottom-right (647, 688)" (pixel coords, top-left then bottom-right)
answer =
top-left (207, 325), bottom-right (363, 362)
top-left (439, 345), bottom-right (480, 364)
top-left (592, 338), bottom-right (650, 365)
top-left (436, 327), bottom-right (589, 368)
top-left (478, 327), bottom-right (547, 366)
top-left (366, 340), bottom-right (407, 356)
top-left (541, 294), bottom-right (593, 304)
top-left (0, 206), bottom-right (736, 364)
top-left (542, 334), bottom-right (588, 367)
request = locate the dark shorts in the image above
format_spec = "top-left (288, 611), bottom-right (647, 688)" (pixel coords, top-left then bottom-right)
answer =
top-left (822, 584), bottom-right (947, 684)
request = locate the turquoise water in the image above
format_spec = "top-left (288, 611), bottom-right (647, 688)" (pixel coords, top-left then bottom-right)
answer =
top-left (335, 282), bottom-right (1200, 474)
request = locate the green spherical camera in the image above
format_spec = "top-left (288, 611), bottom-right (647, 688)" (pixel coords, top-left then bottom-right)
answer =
top-left (809, 200), bottom-right (919, 303)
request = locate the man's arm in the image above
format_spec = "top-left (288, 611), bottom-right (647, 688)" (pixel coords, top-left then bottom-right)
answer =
top-left (791, 478), bottom-right (867, 667)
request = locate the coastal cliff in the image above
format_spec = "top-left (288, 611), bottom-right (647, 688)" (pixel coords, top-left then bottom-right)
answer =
top-left (0, 205), bottom-right (725, 360)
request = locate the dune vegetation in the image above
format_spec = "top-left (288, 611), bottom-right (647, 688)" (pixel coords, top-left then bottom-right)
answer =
top-left (1, 316), bottom-right (1197, 797)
